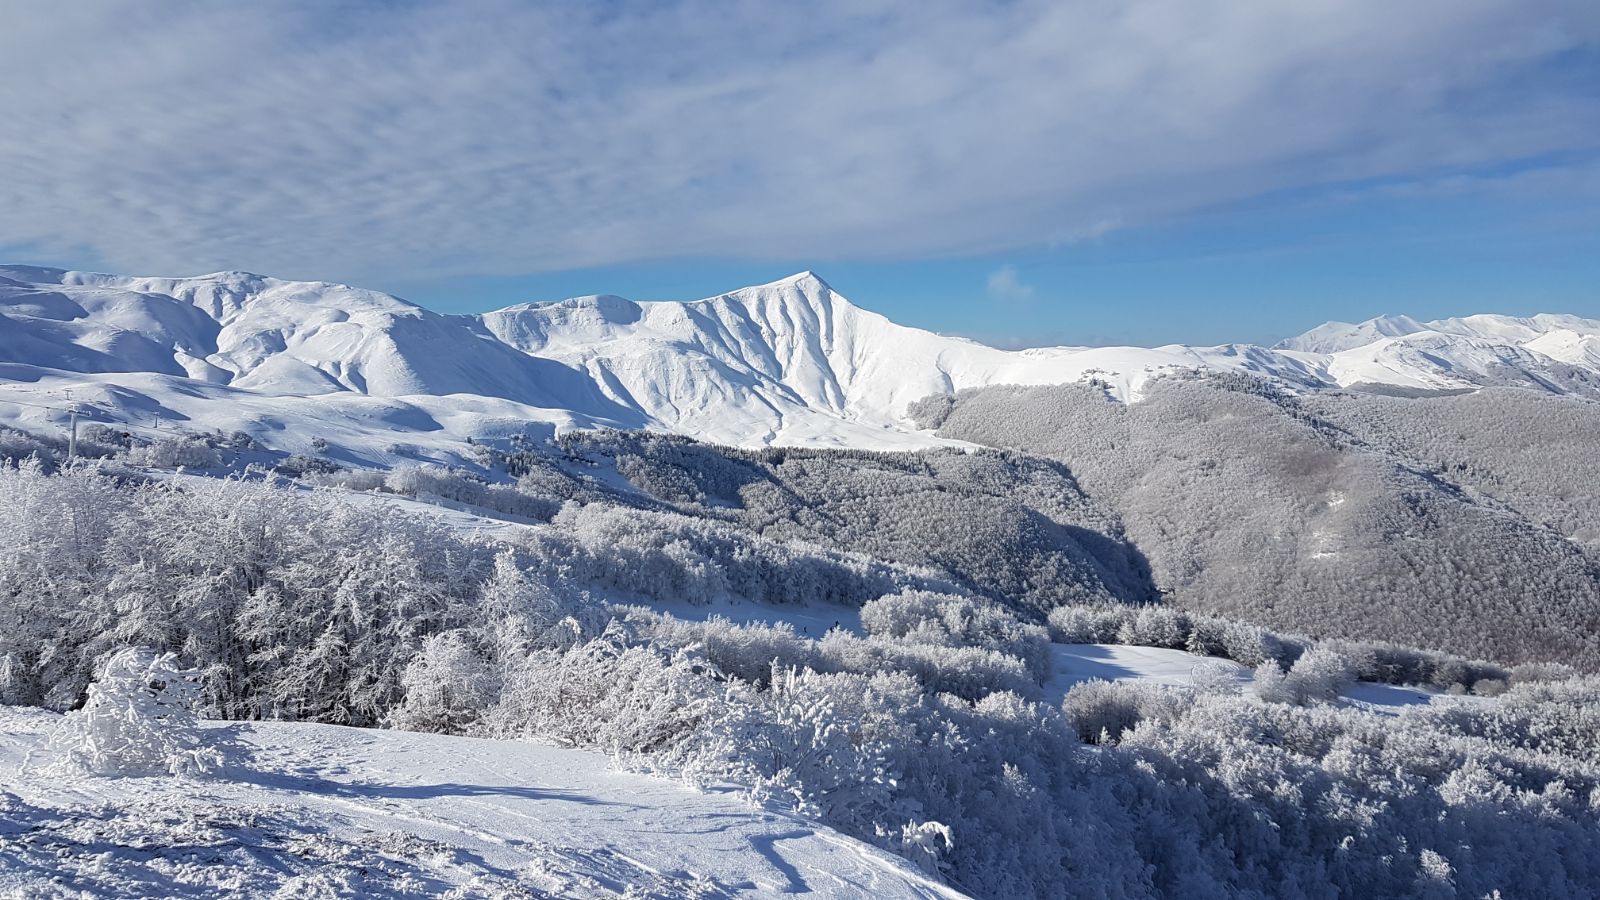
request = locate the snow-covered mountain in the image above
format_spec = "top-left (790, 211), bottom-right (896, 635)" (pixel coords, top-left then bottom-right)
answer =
top-left (1276, 312), bottom-right (1600, 394)
top-left (2, 263), bottom-right (1597, 459)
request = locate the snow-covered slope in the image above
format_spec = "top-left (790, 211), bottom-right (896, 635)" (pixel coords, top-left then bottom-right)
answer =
top-left (1043, 643), bottom-right (1471, 712)
top-left (0, 706), bottom-right (963, 898)
top-left (1274, 314), bottom-right (1431, 353)
top-left (1276, 312), bottom-right (1600, 394)
top-left (480, 273), bottom-right (1309, 445)
top-left (2, 263), bottom-right (1597, 457)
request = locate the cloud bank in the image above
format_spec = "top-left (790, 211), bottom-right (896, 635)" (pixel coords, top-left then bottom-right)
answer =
top-left (1, 0), bottom-right (1596, 282)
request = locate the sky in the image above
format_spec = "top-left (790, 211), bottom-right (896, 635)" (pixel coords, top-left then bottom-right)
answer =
top-left (2, 1), bottom-right (1597, 347)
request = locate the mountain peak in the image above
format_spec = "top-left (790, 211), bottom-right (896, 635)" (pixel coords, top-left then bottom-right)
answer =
top-left (723, 271), bottom-right (858, 314)
top-left (9, 261), bottom-right (1600, 454)
top-left (1275, 314), bottom-right (1426, 353)
top-left (775, 270), bottom-right (829, 288)
top-left (741, 270), bottom-right (838, 298)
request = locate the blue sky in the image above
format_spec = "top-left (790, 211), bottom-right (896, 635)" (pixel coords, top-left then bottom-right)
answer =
top-left (2, 1), bottom-right (1596, 346)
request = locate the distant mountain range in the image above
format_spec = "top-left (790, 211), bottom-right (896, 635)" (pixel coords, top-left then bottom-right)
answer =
top-left (2, 263), bottom-right (1597, 460)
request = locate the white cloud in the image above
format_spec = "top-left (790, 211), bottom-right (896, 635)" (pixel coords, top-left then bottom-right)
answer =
top-left (986, 266), bottom-right (1035, 303)
top-left (0, 0), bottom-right (1596, 281)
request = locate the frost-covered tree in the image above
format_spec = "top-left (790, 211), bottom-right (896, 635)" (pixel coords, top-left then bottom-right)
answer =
top-left (1251, 659), bottom-right (1294, 704)
top-left (388, 630), bottom-right (502, 734)
top-left (5, 445), bottom-right (1600, 898)
top-left (46, 648), bottom-right (221, 778)
top-left (1285, 647), bottom-right (1356, 704)
top-left (861, 590), bottom-right (1051, 681)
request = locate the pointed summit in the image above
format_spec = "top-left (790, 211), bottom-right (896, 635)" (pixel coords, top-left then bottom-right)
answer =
top-left (725, 271), bottom-right (859, 313)
top-left (739, 270), bottom-right (837, 296)
top-left (778, 270), bottom-right (832, 291)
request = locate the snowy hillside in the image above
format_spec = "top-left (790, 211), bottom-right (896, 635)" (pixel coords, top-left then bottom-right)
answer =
top-left (1275, 311), bottom-right (1600, 394)
top-left (4, 453), bottom-right (1598, 898)
top-left (0, 706), bottom-right (962, 898)
top-left (0, 639), bottom-right (1476, 899)
top-left (3, 264), bottom-right (1600, 459)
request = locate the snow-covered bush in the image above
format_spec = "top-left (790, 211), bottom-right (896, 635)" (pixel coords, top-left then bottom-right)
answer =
top-left (621, 608), bottom-right (1037, 701)
top-left (72, 424), bottom-right (129, 458)
top-left (388, 630), bottom-right (502, 733)
top-left (307, 462), bottom-right (559, 519)
top-left (1248, 649), bottom-right (1353, 706)
top-left (385, 463), bottom-right (475, 502)
top-left (1250, 660), bottom-right (1295, 704)
top-left (0, 462), bottom-right (494, 722)
top-left (77, 423), bottom-right (130, 448)
top-left (47, 648), bottom-right (221, 777)
top-left (278, 453), bottom-right (342, 475)
top-left (718, 667), bottom-right (921, 833)
top-left (1061, 678), bottom-right (1188, 744)
top-left (1510, 661), bottom-right (1580, 684)
top-left (548, 501), bottom-right (941, 610)
top-left (483, 631), bottom-right (731, 760)
top-left (125, 435), bottom-right (223, 469)
top-left (0, 427), bottom-right (56, 465)
top-left (1217, 620), bottom-right (1290, 668)
top-left (478, 549), bottom-right (601, 655)
top-left (817, 630), bottom-right (1036, 701)
top-left (1284, 647), bottom-right (1357, 704)
top-left (385, 463), bottom-right (532, 513)
top-left (1190, 660), bottom-right (1246, 695)
top-left (304, 467), bottom-right (387, 491)
top-left (862, 590), bottom-right (1051, 681)
top-left (1045, 603), bottom-right (1123, 643)
top-left (1042, 600), bottom-right (1509, 693)
top-left (1115, 605), bottom-right (1188, 649)
top-left (1060, 678), bottom-right (1145, 743)
top-left (885, 820), bottom-right (955, 879)
top-left (5, 455), bottom-right (1600, 898)
top-left (624, 611), bottom-right (824, 685)
top-left (0, 426), bottom-right (121, 465)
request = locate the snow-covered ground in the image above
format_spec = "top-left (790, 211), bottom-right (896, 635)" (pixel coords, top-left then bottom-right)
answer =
top-left (0, 706), bottom-right (965, 899)
top-left (636, 596), bottom-right (864, 640)
top-left (0, 644), bottom-right (1466, 898)
top-left (1045, 642), bottom-right (1475, 712)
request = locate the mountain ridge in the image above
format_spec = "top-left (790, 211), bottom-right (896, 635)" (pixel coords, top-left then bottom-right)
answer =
top-left (2, 263), bottom-right (1598, 461)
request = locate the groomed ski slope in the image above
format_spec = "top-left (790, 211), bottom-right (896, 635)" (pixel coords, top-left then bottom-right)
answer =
top-left (0, 706), bottom-right (966, 899)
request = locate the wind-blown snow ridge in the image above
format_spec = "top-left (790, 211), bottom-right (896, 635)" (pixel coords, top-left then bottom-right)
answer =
top-left (2, 263), bottom-right (1598, 458)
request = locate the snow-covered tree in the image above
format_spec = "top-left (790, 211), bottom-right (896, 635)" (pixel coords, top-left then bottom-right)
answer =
top-left (388, 630), bottom-right (502, 734)
top-left (47, 648), bottom-right (221, 778)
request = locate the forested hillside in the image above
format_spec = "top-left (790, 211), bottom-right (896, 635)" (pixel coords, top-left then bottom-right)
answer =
top-left (913, 376), bottom-right (1600, 669)
top-left (553, 432), bottom-right (1158, 614)
top-left (1301, 389), bottom-right (1600, 547)
top-left (5, 458), bottom-right (1600, 897)
top-left (4, 398), bottom-right (1600, 896)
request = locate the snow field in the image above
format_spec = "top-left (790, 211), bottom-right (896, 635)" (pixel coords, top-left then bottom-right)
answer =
top-left (0, 706), bottom-right (965, 899)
